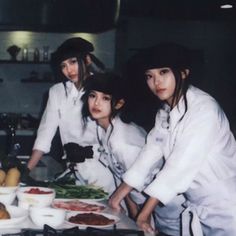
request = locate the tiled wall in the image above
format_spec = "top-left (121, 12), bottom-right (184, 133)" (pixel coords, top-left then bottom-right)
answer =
top-left (0, 30), bottom-right (115, 115)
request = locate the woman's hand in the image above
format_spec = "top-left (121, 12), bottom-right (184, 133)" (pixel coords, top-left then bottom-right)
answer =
top-left (136, 196), bottom-right (160, 233)
top-left (136, 212), bottom-right (154, 233)
top-left (109, 182), bottom-right (133, 211)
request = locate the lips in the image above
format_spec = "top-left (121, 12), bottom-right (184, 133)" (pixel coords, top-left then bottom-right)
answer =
top-left (156, 88), bottom-right (166, 93)
top-left (68, 74), bottom-right (78, 80)
top-left (91, 108), bottom-right (101, 113)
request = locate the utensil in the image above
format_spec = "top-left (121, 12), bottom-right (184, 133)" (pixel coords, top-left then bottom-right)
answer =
top-left (54, 163), bottom-right (87, 186)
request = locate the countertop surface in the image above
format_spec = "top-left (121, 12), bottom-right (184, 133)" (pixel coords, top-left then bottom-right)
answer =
top-left (2, 156), bottom-right (156, 236)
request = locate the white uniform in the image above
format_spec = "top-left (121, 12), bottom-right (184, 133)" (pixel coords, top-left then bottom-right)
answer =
top-left (124, 86), bottom-right (236, 235)
top-left (33, 81), bottom-right (97, 152)
top-left (78, 116), bottom-right (147, 202)
top-left (33, 81), bottom-right (114, 189)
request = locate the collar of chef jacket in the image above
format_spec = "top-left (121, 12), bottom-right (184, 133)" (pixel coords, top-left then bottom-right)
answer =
top-left (65, 80), bottom-right (84, 100)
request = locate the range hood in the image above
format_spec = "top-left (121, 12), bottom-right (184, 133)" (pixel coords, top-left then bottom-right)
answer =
top-left (0, 0), bottom-right (120, 33)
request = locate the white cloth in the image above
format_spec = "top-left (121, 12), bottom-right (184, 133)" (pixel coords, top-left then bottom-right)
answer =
top-left (124, 86), bottom-right (236, 235)
top-left (181, 176), bottom-right (236, 236)
top-left (79, 116), bottom-right (147, 202)
top-left (33, 81), bottom-right (97, 153)
top-left (154, 195), bottom-right (185, 236)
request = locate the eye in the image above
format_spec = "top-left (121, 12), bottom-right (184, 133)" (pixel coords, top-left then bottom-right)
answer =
top-left (160, 68), bottom-right (170, 75)
top-left (70, 58), bottom-right (78, 64)
top-left (103, 95), bottom-right (111, 101)
top-left (145, 73), bottom-right (152, 80)
top-left (88, 92), bottom-right (96, 98)
top-left (60, 63), bottom-right (66, 70)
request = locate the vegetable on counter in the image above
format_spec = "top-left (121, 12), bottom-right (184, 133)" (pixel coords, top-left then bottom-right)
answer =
top-left (49, 184), bottom-right (108, 199)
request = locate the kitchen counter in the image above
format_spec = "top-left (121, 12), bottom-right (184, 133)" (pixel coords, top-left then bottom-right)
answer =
top-left (0, 200), bottom-right (156, 236)
top-left (0, 202), bottom-right (140, 234)
top-left (2, 156), bottom-right (156, 236)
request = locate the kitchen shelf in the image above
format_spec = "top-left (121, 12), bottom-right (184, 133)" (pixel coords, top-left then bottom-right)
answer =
top-left (21, 78), bottom-right (54, 83)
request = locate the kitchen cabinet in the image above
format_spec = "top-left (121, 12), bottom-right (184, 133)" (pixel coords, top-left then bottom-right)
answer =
top-left (0, 0), bottom-right (118, 33)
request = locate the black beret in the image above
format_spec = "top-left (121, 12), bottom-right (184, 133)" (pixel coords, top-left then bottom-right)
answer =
top-left (83, 73), bottom-right (125, 100)
top-left (139, 42), bottom-right (193, 71)
top-left (51, 37), bottom-right (94, 66)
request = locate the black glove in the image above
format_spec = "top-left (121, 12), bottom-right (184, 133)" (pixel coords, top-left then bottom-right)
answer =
top-left (64, 143), bottom-right (93, 163)
top-left (20, 165), bottom-right (31, 183)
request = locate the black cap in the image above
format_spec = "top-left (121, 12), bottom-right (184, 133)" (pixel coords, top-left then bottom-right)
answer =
top-left (139, 42), bottom-right (193, 71)
top-left (51, 37), bottom-right (94, 66)
top-left (83, 72), bottom-right (125, 100)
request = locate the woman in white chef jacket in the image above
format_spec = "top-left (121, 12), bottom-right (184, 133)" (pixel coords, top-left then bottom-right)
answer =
top-left (26, 38), bottom-right (109, 180)
top-left (78, 72), bottom-right (147, 218)
top-left (109, 42), bottom-right (236, 236)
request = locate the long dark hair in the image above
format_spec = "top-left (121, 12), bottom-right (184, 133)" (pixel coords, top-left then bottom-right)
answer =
top-left (170, 68), bottom-right (190, 120)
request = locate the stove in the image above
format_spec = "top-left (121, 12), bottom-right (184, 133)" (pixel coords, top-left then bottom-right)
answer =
top-left (2, 225), bottom-right (145, 236)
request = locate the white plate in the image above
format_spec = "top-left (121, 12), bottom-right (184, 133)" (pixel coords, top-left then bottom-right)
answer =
top-left (52, 199), bottom-right (106, 212)
top-left (66, 211), bottom-right (120, 228)
top-left (0, 205), bottom-right (28, 227)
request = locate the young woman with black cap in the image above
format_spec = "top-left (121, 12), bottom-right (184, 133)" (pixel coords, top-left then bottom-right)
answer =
top-left (109, 42), bottom-right (236, 235)
top-left (79, 72), bottom-right (147, 218)
top-left (25, 37), bottom-right (108, 183)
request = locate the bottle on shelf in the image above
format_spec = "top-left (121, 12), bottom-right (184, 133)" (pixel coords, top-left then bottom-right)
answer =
top-left (22, 45), bottom-right (28, 61)
top-left (43, 46), bottom-right (49, 62)
top-left (33, 48), bottom-right (40, 62)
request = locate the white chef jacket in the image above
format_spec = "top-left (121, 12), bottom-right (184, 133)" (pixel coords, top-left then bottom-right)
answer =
top-left (33, 81), bottom-right (97, 153)
top-left (124, 85), bottom-right (236, 235)
top-left (78, 116), bottom-right (147, 202)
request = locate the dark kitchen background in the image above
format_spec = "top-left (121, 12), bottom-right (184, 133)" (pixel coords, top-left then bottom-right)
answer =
top-left (0, 0), bottom-right (236, 156)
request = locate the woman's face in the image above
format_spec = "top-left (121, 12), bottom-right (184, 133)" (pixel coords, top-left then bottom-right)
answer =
top-left (60, 57), bottom-right (79, 84)
top-left (145, 67), bottom-right (176, 106)
top-left (88, 90), bottom-right (112, 129)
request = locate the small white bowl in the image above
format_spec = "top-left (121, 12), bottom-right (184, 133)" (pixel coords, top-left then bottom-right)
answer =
top-left (30, 207), bottom-right (65, 228)
top-left (0, 190), bottom-right (16, 205)
top-left (16, 186), bottom-right (55, 208)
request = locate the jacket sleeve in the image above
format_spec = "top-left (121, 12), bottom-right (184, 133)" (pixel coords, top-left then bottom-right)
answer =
top-left (33, 86), bottom-right (60, 153)
top-left (144, 103), bottom-right (225, 204)
top-left (123, 125), bottom-right (164, 191)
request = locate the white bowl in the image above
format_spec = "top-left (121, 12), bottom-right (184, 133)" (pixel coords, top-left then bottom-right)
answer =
top-left (0, 186), bottom-right (18, 194)
top-left (16, 186), bottom-right (55, 208)
top-left (0, 190), bottom-right (16, 205)
top-left (30, 207), bottom-right (65, 228)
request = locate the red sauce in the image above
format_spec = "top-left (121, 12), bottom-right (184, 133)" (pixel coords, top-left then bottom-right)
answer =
top-left (24, 188), bottom-right (53, 194)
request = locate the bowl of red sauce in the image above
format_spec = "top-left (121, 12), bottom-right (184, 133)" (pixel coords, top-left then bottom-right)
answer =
top-left (16, 186), bottom-right (55, 208)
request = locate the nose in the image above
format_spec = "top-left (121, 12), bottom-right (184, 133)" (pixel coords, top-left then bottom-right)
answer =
top-left (94, 97), bottom-right (99, 106)
top-left (154, 76), bottom-right (161, 85)
top-left (66, 65), bottom-right (73, 73)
